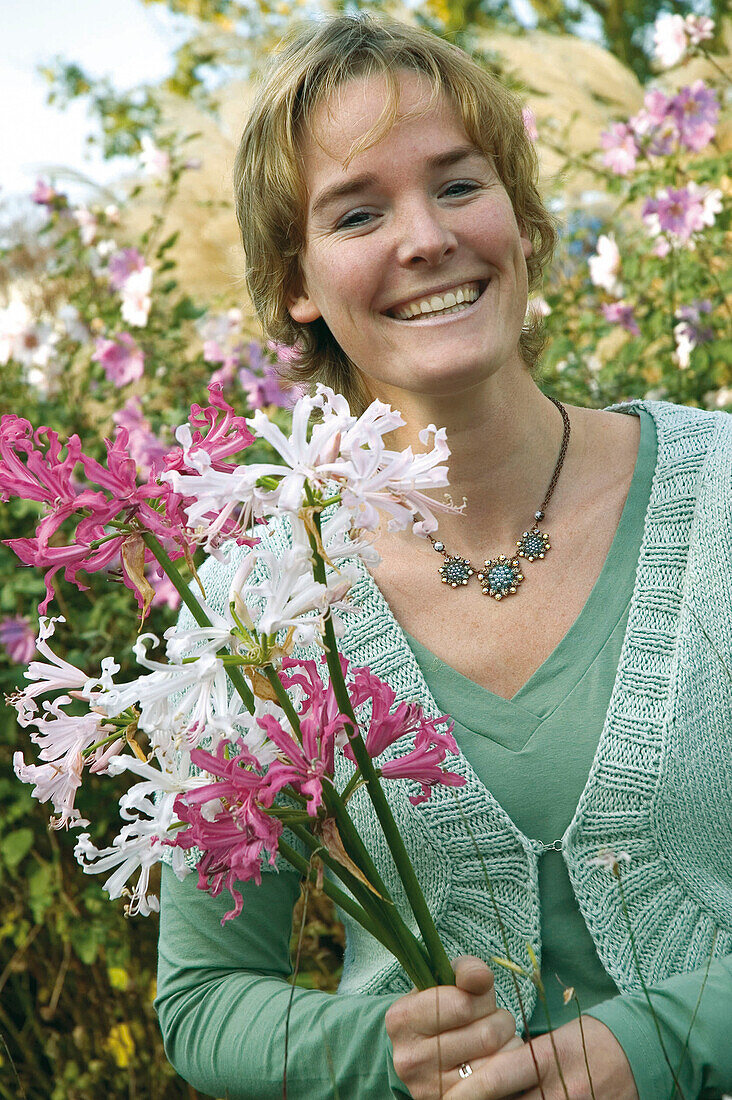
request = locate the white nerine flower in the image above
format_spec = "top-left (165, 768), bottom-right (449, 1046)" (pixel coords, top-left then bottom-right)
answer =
top-left (96, 634), bottom-right (230, 746)
top-left (13, 695), bottom-right (109, 829)
top-left (588, 848), bottom-right (631, 871)
top-left (10, 617), bottom-right (118, 725)
top-left (239, 543), bottom-right (355, 648)
top-left (163, 385), bottom-right (458, 542)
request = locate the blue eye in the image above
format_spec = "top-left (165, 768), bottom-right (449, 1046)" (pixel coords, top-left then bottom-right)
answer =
top-left (336, 209), bottom-right (373, 230)
top-left (442, 181), bottom-right (479, 197)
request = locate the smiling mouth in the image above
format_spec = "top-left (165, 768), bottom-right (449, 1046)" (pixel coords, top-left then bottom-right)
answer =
top-left (386, 280), bottom-right (489, 321)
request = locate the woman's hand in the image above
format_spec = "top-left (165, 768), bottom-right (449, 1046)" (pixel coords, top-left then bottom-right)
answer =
top-left (443, 1015), bottom-right (640, 1099)
top-left (385, 956), bottom-right (523, 1099)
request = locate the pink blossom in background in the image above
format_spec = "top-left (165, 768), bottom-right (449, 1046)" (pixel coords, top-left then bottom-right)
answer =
top-left (120, 267), bottom-right (153, 328)
top-left (149, 571), bottom-right (182, 611)
top-left (92, 333), bottom-right (145, 387)
top-left (673, 82), bottom-right (719, 152)
top-left (73, 207), bottom-right (98, 246)
top-left (600, 123), bottom-right (639, 175)
top-left (629, 89), bottom-right (678, 157)
top-left (522, 107), bottom-right (538, 142)
top-left (267, 340), bottom-right (301, 365)
top-left (239, 362), bottom-right (294, 410)
top-left (198, 309), bottom-right (245, 385)
top-left (0, 616), bottom-right (36, 664)
top-left (653, 13), bottom-right (689, 68)
top-left (684, 14), bottom-right (714, 45)
top-left (643, 184), bottom-right (722, 247)
top-left (113, 398), bottom-right (168, 477)
top-left (31, 179), bottom-right (58, 206)
top-left (108, 248), bottom-right (146, 291)
top-left (139, 135), bottom-right (171, 179)
top-left (602, 301), bottom-right (640, 336)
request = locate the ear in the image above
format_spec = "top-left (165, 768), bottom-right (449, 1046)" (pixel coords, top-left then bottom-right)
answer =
top-left (520, 229), bottom-right (533, 260)
top-left (287, 285), bottom-right (322, 324)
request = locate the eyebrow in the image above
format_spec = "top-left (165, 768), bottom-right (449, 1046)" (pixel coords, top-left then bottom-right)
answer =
top-left (309, 144), bottom-right (483, 219)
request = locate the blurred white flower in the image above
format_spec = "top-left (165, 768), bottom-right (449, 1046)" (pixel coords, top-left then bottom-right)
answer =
top-left (140, 135), bottom-right (171, 179)
top-left (120, 266), bottom-right (153, 327)
top-left (653, 13), bottom-right (688, 68)
top-left (588, 234), bottom-right (623, 296)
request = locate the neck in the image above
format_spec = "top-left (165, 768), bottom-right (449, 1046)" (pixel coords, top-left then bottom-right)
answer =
top-left (373, 365), bottom-right (580, 557)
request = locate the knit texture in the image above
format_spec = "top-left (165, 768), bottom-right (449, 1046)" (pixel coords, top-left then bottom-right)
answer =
top-left (166, 399), bottom-right (732, 1032)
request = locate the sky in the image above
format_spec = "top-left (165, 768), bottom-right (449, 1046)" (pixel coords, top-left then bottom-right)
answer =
top-left (0, 0), bottom-right (573, 211)
top-left (0, 0), bottom-right (188, 204)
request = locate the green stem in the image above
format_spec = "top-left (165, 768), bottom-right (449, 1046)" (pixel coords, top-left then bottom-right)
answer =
top-left (667, 930), bottom-right (718, 1100)
top-left (451, 792), bottom-right (546, 1099)
top-left (534, 978), bottom-right (570, 1100)
top-left (571, 993), bottom-right (597, 1100)
top-left (141, 529), bottom-right (256, 715)
top-left (616, 872), bottom-right (687, 1100)
top-left (310, 510), bottom-right (454, 987)
top-left (277, 836), bottom-right (428, 987)
top-left (264, 664), bottom-right (303, 735)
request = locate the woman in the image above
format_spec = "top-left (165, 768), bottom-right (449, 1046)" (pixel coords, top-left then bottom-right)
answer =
top-left (155, 14), bottom-right (732, 1099)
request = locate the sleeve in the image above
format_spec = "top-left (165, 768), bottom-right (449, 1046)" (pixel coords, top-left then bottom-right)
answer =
top-left (583, 954), bottom-right (732, 1100)
top-left (155, 863), bottom-right (413, 1099)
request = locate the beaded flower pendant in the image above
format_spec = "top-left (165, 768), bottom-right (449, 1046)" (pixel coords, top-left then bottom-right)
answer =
top-left (516, 528), bottom-right (551, 562)
top-left (437, 549), bottom-right (474, 588)
top-left (477, 555), bottom-right (524, 600)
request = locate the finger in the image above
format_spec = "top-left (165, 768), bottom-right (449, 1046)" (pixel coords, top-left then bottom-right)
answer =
top-left (386, 980), bottom-right (499, 1041)
top-left (452, 956), bottom-right (496, 998)
top-left (428, 1008), bottom-right (519, 1068)
top-left (445, 1039), bottom-right (541, 1100)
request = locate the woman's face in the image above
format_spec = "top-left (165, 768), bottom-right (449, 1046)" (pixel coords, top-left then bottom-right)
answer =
top-left (288, 69), bottom-right (533, 403)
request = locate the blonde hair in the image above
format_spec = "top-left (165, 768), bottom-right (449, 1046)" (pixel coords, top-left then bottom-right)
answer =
top-left (233, 13), bottom-right (556, 414)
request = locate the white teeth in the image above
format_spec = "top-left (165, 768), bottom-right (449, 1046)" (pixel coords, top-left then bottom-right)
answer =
top-left (392, 282), bottom-right (482, 320)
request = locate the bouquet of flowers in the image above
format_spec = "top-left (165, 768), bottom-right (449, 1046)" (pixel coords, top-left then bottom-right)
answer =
top-left (3, 382), bottom-right (466, 990)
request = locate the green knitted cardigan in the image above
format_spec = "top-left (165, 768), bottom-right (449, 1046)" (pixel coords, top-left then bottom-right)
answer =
top-left (169, 398), bottom-right (732, 1032)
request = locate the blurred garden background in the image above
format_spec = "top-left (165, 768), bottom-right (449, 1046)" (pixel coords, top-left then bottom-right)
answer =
top-left (0, 0), bottom-right (729, 1096)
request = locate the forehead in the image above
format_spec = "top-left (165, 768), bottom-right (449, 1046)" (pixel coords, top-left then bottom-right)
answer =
top-left (300, 69), bottom-right (472, 181)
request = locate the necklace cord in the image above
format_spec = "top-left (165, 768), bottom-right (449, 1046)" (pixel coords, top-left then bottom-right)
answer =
top-left (427, 397), bottom-right (571, 600)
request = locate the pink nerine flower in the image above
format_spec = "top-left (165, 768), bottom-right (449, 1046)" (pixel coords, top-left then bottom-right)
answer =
top-left (171, 741), bottom-right (286, 921)
top-left (164, 382), bottom-right (255, 476)
top-left (0, 616), bottom-right (36, 664)
top-left (92, 332), bottom-right (145, 387)
top-left (344, 663), bottom-right (464, 804)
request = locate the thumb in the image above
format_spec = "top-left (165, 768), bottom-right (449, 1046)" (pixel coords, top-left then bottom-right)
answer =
top-left (452, 955), bottom-right (496, 997)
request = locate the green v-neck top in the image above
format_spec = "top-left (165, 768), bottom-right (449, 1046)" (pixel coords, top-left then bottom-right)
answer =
top-left (403, 407), bottom-right (658, 1034)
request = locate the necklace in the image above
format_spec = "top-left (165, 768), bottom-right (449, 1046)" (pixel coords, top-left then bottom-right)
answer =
top-left (428, 397), bottom-right (571, 600)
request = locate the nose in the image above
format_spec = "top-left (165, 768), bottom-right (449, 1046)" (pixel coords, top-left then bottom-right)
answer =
top-left (395, 200), bottom-right (458, 267)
